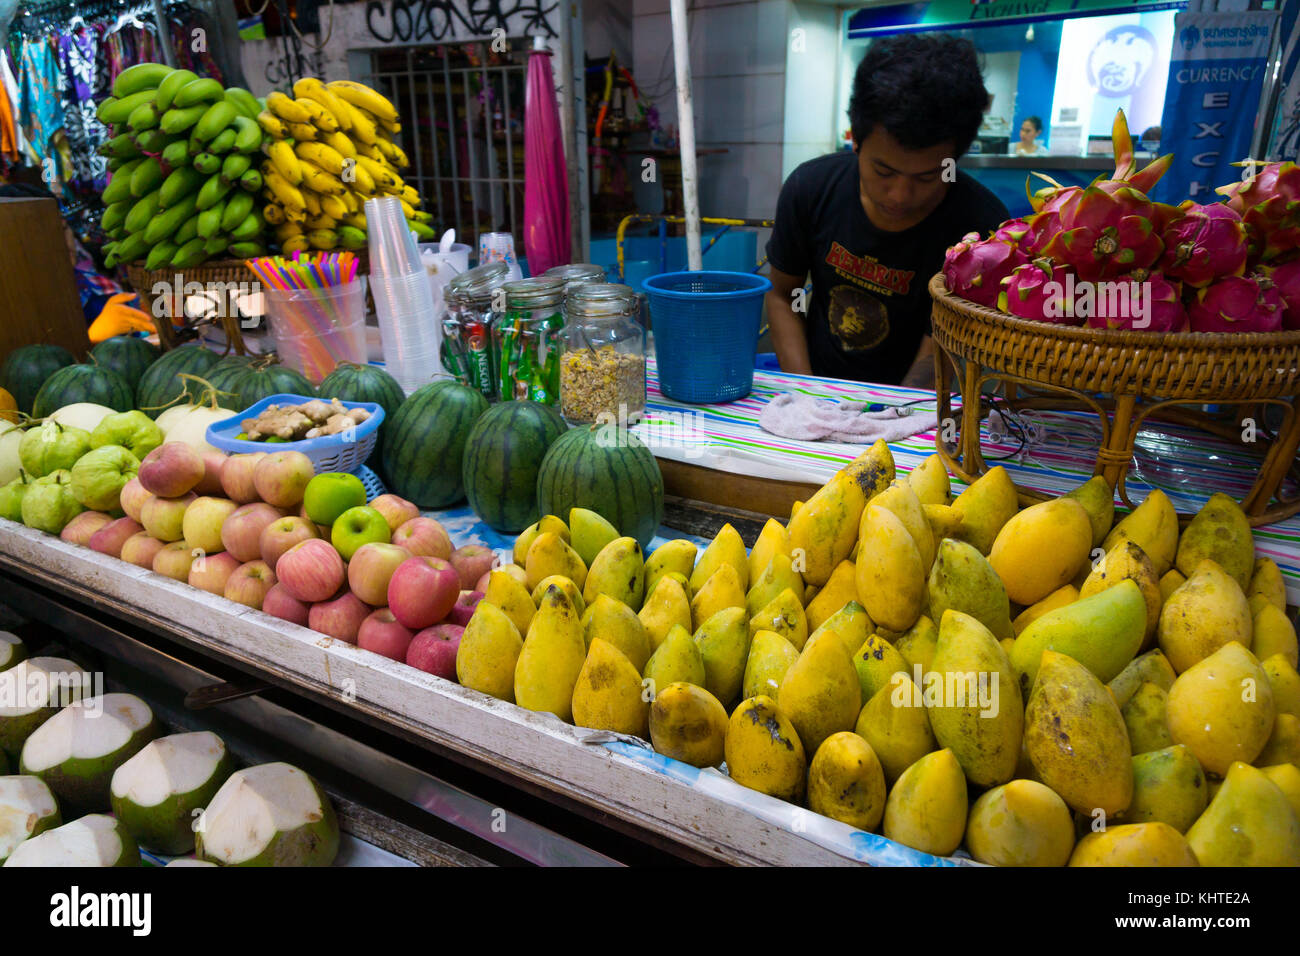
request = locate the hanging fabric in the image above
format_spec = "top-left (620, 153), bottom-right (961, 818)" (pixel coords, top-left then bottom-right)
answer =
top-left (18, 34), bottom-right (62, 169)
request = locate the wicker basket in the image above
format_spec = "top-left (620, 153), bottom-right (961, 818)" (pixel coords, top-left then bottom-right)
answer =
top-left (928, 273), bottom-right (1300, 526)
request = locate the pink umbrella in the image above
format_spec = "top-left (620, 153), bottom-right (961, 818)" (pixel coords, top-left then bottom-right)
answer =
top-left (523, 43), bottom-right (570, 275)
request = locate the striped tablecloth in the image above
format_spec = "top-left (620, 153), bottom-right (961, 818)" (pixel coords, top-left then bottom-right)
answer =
top-left (633, 358), bottom-right (1300, 603)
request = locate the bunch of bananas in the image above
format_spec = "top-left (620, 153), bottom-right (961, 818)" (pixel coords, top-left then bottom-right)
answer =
top-left (96, 63), bottom-right (269, 270)
top-left (258, 77), bottom-right (433, 254)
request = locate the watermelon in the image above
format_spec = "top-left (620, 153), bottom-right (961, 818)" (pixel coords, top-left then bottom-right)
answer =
top-left (463, 401), bottom-right (567, 533)
top-left (204, 355), bottom-right (255, 406)
top-left (0, 344), bottom-right (75, 415)
top-left (536, 424), bottom-right (664, 549)
top-left (234, 362), bottom-right (316, 411)
top-left (32, 364), bottom-right (134, 418)
top-left (135, 346), bottom-right (220, 418)
top-left (90, 336), bottom-right (159, 393)
top-left (382, 381), bottom-right (488, 508)
top-left (316, 363), bottom-right (405, 479)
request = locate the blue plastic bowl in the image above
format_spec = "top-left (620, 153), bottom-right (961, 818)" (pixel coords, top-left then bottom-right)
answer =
top-left (206, 394), bottom-right (385, 474)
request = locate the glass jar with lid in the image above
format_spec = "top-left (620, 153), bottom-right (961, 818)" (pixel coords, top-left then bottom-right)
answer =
top-left (492, 277), bottom-right (567, 403)
top-left (442, 262), bottom-right (509, 401)
top-left (559, 283), bottom-right (646, 425)
top-left (543, 263), bottom-right (606, 294)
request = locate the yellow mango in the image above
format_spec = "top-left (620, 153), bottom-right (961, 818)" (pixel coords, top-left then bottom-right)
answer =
top-left (778, 630), bottom-right (861, 756)
top-left (990, 498), bottom-right (1093, 606)
top-left (689, 522), bottom-right (749, 594)
top-left (690, 563), bottom-right (745, 631)
top-left (1120, 744), bottom-right (1208, 833)
top-left (1175, 492), bottom-right (1254, 590)
top-left (855, 674), bottom-right (937, 783)
top-left (745, 553), bottom-right (803, 618)
top-left (693, 607), bottom-right (751, 708)
top-left (927, 538), bottom-right (1014, 642)
top-left (571, 638), bottom-right (650, 737)
top-left (643, 539), bottom-right (698, 597)
top-left (1062, 475), bottom-right (1116, 549)
top-left (743, 629), bottom-right (800, 700)
top-left (1158, 569), bottom-right (1186, 603)
top-left (807, 600), bottom-right (873, 662)
top-left (1103, 488), bottom-right (1179, 577)
top-left (1185, 761), bottom-right (1300, 865)
top-left (530, 574), bottom-right (585, 618)
top-left (923, 503), bottom-right (964, 541)
top-left (1253, 603), bottom-right (1298, 668)
top-left (1248, 556), bottom-right (1287, 613)
top-left (1081, 540), bottom-right (1162, 646)
top-left (748, 587), bottom-right (808, 651)
top-left (648, 682), bottom-right (728, 767)
top-left (642, 623), bottom-right (706, 692)
top-left (1167, 641), bottom-right (1274, 777)
top-left (725, 695), bottom-right (806, 802)
top-left (1264, 654), bottom-right (1300, 719)
top-left (856, 504), bottom-right (925, 632)
top-left (1256, 712), bottom-right (1300, 769)
top-left (870, 478), bottom-right (936, 571)
top-left (906, 453), bottom-right (950, 506)
top-left (1108, 649), bottom-right (1177, 710)
top-left (965, 779), bottom-right (1075, 867)
top-left (581, 595), bottom-right (651, 672)
top-left (1158, 559), bottom-right (1252, 674)
top-left (483, 568), bottom-right (535, 637)
top-left (582, 536), bottom-right (645, 611)
top-left (949, 465), bottom-right (1018, 555)
top-left (514, 584), bottom-right (587, 721)
top-left (882, 748), bottom-right (968, 857)
top-left (1260, 763), bottom-right (1300, 821)
top-left (1010, 578), bottom-right (1146, 690)
top-left (748, 518), bottom-right (791, 586)
top-left (808, 732), bottom-right (886, 832)
top-left (788, 440), bottom-right (893, 587)
top-left (513, 514), bottom-right (569, 565)
top-left (456, 602), bottom-right (523, 702)
top-left (1012, 585), bottom-right (1079, 636)
top-left (637, 575), bottom-right (692, 653)
top-left (804, 560), bottom-right (859, 632)
top-left (524, 531), bottom-right (587, 591)
top-left (568, 507), bottom-right (619, 567)
top-left (1068, 823), bottom-right (1198, 866)
top-left (1123, 682), bottom-right (1173, 755)
top-left (851, 632), bottom-right (911, 705)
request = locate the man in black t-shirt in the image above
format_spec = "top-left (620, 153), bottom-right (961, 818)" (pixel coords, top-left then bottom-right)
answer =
top-left (766, 35), bottom-right (1009, 387)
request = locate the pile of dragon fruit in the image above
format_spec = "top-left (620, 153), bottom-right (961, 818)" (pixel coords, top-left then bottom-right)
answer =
top-left (941, 112), bottom-right (1300, 334)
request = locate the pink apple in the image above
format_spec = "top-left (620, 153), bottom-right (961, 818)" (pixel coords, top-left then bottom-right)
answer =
top-left (225, 559), bottom-right (277, 610)
top-left (474, 570), bottom-right (492, 593)
top-left (263, 583), bottom-right (311, 627)
top-left (59, 511), bottom-right (113, 546)
top-left (357, 608), bottom-right (414, 661)
top-left (120, 532), bottom-right (166, 569)
top-left (370, 494), bottom-right (419, 533)
top-left (307, 590), bottom-right (371, 643)
top-left (221, 502), bottom-right (285, 563)
top-left (220, 452), bottom-right (266, 504)
top-left (406, 624), bottom-right (464, 680)
top-left (347, 542), bottom-right (412, 606)
top-left (138, 442), bottom-right (205, 498)
top-left (446, 591), bottom-right (483, 628)
top-left (195, 449), bottom-right (227, 496)
top-left (182, 496), bottom-right (239, 555)
top-left (386, 556), bottom-right (460, 630)
top-left (189, 551), bottom-right (240, 595)
top-left (260, 515), bottom-right (318, 569)
top-left (88, 517), bottom-right (145, 558)
top-left (390, 516), bottom-right (452, 560)
top-left (119, 477), bottom-right (151, 522)
top-left (275, 538), bottom-right (345, 603)
top-left (152, 541), bottom-right (199, 581)
top-left (140, 492), bottom-right (196, 543)
top-left (449, 545), bottom-right (498, 592)
top-left (253, 451), bottom-right (315, 508)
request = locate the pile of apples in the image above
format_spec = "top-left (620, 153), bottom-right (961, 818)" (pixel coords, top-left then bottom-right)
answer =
top-left (59, 440), bottom-right (497, 680)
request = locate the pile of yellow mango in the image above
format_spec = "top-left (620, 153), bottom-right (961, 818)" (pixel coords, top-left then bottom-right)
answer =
top-left (455, 439), bottom-right (1300, 866)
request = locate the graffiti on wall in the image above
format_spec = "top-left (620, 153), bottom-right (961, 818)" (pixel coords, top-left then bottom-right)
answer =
top-left (363, 0), bottom-right (559, 44)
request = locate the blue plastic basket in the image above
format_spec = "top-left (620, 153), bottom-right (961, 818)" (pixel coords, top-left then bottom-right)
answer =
top-left (205, 394), bottom-right (385, 474)
top-left (354, 463), bottom-right (387, 501)
top-left (643, 270), bottom-right (772, 403)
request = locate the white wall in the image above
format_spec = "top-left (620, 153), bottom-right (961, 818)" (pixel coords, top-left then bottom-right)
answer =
top-left (782, 2), bottom-right (843, 178)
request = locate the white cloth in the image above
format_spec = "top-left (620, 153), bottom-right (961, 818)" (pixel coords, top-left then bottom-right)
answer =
top-left (758, 392), bottom-right (938, 445)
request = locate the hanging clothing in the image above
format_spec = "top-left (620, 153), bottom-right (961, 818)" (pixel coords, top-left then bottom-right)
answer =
top-left (18, 35), bottom-right (63, 168)
top-left (57, 27), bottom-right (109, 189)
top-left (0, 49), bottom-right (20, 163)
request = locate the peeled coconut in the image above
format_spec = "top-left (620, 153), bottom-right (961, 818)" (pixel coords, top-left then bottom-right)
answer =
top-left (20, 693), bottom-right (160, 811)
top-left (196, 762), bottom-right (339, 867)
top-left (166, 858), bottom-right (217, 866)
top-left (0, 657), bottom-right (89, 758)
top-left (110, 731), bottom-right (234, 855)
top-left (0, 775), bottom-right (61, 863)
top-left (48, 403), bottom-right (116, 435)
top-left (0, 632), bottom-right (25, 673)
top-left (164, 404), bottom-right (237, 456)
top-left (3, 813), bottom-right (139, 867)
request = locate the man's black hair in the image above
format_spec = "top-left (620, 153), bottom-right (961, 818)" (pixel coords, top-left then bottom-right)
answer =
top-left (1024, 115), bottom-right (1043, 133)
top-left (848, 34), bottom-right (990, 158)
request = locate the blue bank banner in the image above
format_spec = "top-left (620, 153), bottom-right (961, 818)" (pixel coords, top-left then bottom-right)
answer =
top-left (1267, 0), bottom-right (1300, 160)
top-left (1156, 11), bottom-right (1276, 204)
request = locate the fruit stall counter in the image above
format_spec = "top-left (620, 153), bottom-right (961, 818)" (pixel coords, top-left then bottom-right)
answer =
top-left (634, 358), bottom-right (1300, 604)
top-left (0, 518), bottom-right (904, 866)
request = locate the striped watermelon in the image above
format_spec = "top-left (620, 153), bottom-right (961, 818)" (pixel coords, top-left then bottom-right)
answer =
top-left (317, 363), bottom-right (406, 479)
top-left (463, 401), bottom-right (567, 532)
top-left (135, 346), bottom-right (220, 417)
top-left (204, 355), bottom-right (255, 406)
top-left (90, 336), bottom-right (159, 393)
top-left (217, 360), bottom-right (317, 412)
top-left (32, 364), bottom-right (134, 418)
top-left (0, 344), bottom-right (75, 415)
top-left (536, 424), bottom-right (664, 549)
top-left (382, 381), bottom-right (488, 508)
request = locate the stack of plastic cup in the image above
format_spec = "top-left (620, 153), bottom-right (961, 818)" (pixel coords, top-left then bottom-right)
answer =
top-left (419, 241), bottom-right (472, 327)
top-left (367, 197), bottom-right (444, 393)
top-left (478, 231), bottom-right (524, 281)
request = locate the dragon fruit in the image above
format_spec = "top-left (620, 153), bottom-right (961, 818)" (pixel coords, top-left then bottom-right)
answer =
top-left (993, 218), bottom-right (1031, 244)
top-left (999, 259), bottom-right (1082, 324)
top-left (1216, 161), bottom-right (1300, 264)
top-left (1083, 272), bottom-right (1185, 332)
top-left (1187, 273), bottom-right (1285, 333)
top-left (1157, 201), bottom-right (1249, 288)
top-left (1261, 259), bottom-right (1300, 330)
top-left (1039, 184), bottom-right (1165, 282)
top-left (942, 233), bottom-right (1028, 307)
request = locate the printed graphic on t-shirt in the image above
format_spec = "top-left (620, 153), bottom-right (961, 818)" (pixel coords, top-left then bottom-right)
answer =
top-left (828, 284), bottom-right (890, 353)
top-left (825, 242), bottom-right (915, 297)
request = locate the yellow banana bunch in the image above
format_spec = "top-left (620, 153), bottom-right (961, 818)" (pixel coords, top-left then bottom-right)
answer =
top-left (296, 141), bottom-right (346, 178)
top-left (341, 159), bottom-right (376, 196)
top-left (285, 121), bottom-right (318, 142)
top-left (282, 234), bottom-right (311, 254)
top-left (374, 138), bottom-right (409, 168)
top-left (267, 91), bottom-right (311, 125)
top-left (334, 98), bottom-right (377, 145)
top-left (274, 222), bottom-right (303, 244)
top-left (295, 97), bottom-right (339, 133)
top-left (327, 80), bottom-right (398, 124)
top-left (305, 214), bottom-right (338, 231)
top-left (307, 229), bottom-right (339, 250)
top-left (322, 130), bottom-right (356, 159)
top-left (400, 184), bottom-right (421, 207)
top-left (356, 155), bottom-right (398, 191)
top-left (341, 211), bottom-right (367, 231)
top-left (301, 190), bottom-right (322, 218)
top-left (262, 203), bottom-right (286, 226)
top-left (266, 140), bottom-right (303, 185)
top-left (264, 168), bottom-right (306, 212)
top-left (257, 111), bottom-right (288, 139)
top-left (302, 163), bottom-right (347, 196)
top-left (320, 194), bottom-right (348, 220)
top-left (295, 78), bottom-right (353, 132)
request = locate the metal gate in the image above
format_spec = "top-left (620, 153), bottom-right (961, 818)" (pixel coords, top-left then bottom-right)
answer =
top-left (363, 43), bottom-right (530, 246)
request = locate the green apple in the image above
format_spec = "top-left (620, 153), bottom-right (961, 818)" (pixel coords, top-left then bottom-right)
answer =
top-left (70, 444), bottom-right (141, 512)
top-left (0, 475), bottom-right (31, 522)
top-left (18, 422), bottom-right (91, 479)
top-left (331, 505), bottom-right (390, 560)
top-left (20, 470), bottom-right (84, 534)
top-left (304, 472), bottom-right (367, 526)
top-left (91, 410), bottom-right (163, 460)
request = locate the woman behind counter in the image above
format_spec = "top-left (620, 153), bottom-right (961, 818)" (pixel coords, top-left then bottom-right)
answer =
top-left (1014, 116), bottom-right (1048, 156)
